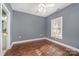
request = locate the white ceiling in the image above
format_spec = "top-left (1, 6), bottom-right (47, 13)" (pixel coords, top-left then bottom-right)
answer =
top-left (11, 3), bottom-right (71, 17)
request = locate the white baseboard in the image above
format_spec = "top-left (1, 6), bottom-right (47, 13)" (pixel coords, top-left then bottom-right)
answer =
top-left (8, 37), bottom-right (79, 55)
top-left (46, 38), bottom-right (79, 52)
top-left (0, 52), bottom-right (2, 56)
top-left (11, 37), bottom-right (79, 52)
top-left (2, 50), bottom-right (8, 56)
top-left (10, 37), bottom-right (47, 49)
top-left (0, 49), bottom-right (8, 56)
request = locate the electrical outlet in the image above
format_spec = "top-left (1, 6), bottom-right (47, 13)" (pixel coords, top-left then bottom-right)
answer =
top-left (18, 35), bottom-right (22, 39)
top-left (39, 34), bottom-right (43, 36)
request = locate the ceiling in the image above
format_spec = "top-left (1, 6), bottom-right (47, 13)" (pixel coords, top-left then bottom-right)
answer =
top-left (11, 3), bottom-right (71, 17)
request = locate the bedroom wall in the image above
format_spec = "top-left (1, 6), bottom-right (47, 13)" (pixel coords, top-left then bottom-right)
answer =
top-left (46, 3), bottom-right (79, 49)
top-left (12, 10), bottom-right (46, 42)
top-left (5, 4), bottom-right (46, 43)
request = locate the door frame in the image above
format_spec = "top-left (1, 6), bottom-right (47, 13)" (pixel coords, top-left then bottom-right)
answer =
top-left (0, 3), bottom-right (2, 55)
top-left (2, 4), bottom-right (11, 52)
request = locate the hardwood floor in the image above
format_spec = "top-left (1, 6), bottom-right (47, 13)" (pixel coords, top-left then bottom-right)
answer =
top-left (4, 39), bottom-right (79, 56)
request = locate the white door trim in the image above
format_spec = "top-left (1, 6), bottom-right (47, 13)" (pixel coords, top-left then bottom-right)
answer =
top-left (0, 3), bottom-right (2, 55)
top-left (2, 4), bottom-right (11, 51)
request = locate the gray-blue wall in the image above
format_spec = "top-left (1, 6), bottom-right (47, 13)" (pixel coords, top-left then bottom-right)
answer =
top-left (12, 10), bottom-right (46, 42)
top-left (46, 3), bottom-right (79, 49)
top-left (5, 4), bottom-right (46, 43)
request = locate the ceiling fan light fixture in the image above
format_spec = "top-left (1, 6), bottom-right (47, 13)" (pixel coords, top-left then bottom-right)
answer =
top-left (37, 3), bottom-right (46, 13)
top-left (37, 3), bottom-right (55, 13)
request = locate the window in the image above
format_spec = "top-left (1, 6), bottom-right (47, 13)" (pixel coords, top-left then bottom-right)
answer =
top-left (51, 16), bottom-right (63, 39)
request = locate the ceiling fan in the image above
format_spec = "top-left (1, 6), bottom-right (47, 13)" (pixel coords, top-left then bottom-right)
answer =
top-left (36, 3), bottom-right (55, 13)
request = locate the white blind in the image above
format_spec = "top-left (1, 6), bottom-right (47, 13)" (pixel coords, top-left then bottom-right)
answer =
top-left (51, 16), bottom-right (63, 39)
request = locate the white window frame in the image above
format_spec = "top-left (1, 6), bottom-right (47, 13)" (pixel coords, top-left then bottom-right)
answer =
top-left (51, 16), bottom-right (63, 39)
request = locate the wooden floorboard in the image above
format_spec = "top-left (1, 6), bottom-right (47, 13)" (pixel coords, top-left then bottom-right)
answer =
top-left (4, 39), bottom-right (79, 56)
